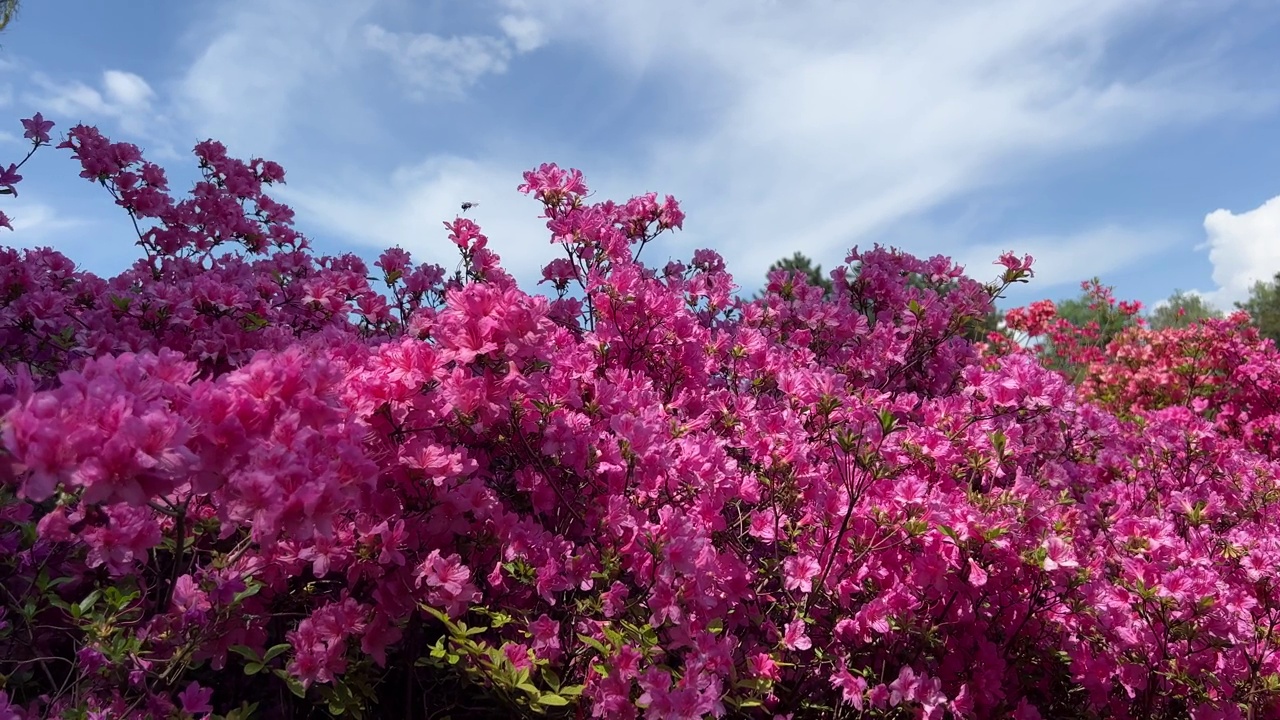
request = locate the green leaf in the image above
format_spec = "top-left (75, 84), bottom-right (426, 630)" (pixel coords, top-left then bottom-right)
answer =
top-left (878, 408), bottom-right (898, 435)
top-left (220, 701), bottom-right (260, 720)
top-left (244, 662), bottom-right (264, 675)
top-left (233, 582), bottom-right (262, 603)
top-left (537, 694), bottom-right (570, 707)
top-left (516, 682), bottom-right (540, 697)
top-left (577, 634), bottom-right (609, 655)
top-left (230, 645), bottom-right (261, 663)
top-left (991, 430), bottom-right (1007, 456)
top-left (262, 644), bottom-right (291, 663)
top-left (285, 676), bottom-right (307, 699)
top-left (78, 590), bottom-right (101, 616)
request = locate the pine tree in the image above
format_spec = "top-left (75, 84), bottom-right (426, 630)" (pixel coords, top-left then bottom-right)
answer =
top-left (764, 252), bottom-right (833, 296)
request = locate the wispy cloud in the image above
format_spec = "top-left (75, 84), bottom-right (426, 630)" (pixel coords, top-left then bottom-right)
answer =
top-left (2, 196), bottom-right (94, 245)
top-left (363, 27), bottom-right (513, 98)
top-left (3, 0), bottom-right (1277, 297)
top-left (239, 0), bottom-right (1264, 288)
top-left (498, 14), bottom-right (547, 54)
top-left (276, 155), bottom-right (558, 288)
top-left (172, 0), bottom-right (378, 155)
top-left (956, 224), bottom-right (1179, 293)
top-left (28, 69), bottom-right (157, 136)
top-left (359, 0), bottom-right (547, 100)
top-left (554, 0), bottom-right (1260, 282)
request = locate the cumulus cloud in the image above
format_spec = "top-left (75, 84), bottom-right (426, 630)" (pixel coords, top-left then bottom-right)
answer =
top-left (1197, 196), bottom-right (1280, 309)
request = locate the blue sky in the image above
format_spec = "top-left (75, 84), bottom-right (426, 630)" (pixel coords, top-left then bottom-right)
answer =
top-left (2, 0), bottom-right (1280, 312)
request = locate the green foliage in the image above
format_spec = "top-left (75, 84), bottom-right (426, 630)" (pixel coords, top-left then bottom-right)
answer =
top-left (963, 306), bottom-right (1003, 343)
top-left (1148, 290), bottom-right (1222, 331)
top-left (765, 252), bottom-right (833, 296)
top-left (0, 0), bottom-right (17, 33)
top-left (416, 605), bottom-right (583, 718)
top-left (1237, 272), bottom-right (1280, 344)
top-left (1039, 277), bottom-right (1139, 375)
top-left (1053, 279), bottom-right (1137, 342)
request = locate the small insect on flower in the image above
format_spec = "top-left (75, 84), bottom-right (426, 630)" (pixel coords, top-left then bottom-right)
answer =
top-left (461, 202), bottom-right (478, 212)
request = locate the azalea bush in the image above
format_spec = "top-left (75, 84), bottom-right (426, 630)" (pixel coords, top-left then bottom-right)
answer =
top-left (999, 291), bottom-right (1280, 459)
top-left (1, 114), bottom-right (1280, 720)
top-left (996, 279), bottom-right (1144, 383)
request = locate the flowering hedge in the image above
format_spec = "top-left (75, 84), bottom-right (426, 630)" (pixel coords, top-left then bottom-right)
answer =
top-left (1, 114), bottom-right (1279, 720)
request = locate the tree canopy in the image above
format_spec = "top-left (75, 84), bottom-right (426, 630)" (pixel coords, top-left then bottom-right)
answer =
top-left (765, 251), bottom-right (833, 296)
top-left (1148, 289), bottom-right (1222, 331)
top-left (1238, 272), bottom-right (1280, 345)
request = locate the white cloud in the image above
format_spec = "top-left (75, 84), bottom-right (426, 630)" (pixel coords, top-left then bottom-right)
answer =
top-left (40, 0), bottom-right (1267, 296)
top-left (28, 69), bottom-right (157, 138)
top-left (1196, 196), bottom-right (1280, 309)
top-left (102, 70), bottom-right (154, 108)
top-left (362, 25), bottom-right (513, 97)
top-left (173, 0), bottom-right (378, 155)
top-left (484, 0), bottom-right (1267, 284)
top-left (2, 197), bottom-right (93, 241)
top-left (275, 156), bottom-right (557, 289)
top-left (499, 15), bottom-right (547, 53)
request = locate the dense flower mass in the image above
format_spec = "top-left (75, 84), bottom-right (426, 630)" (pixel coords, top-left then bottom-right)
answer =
top-left (2, 114), bottom-right (1280, 720)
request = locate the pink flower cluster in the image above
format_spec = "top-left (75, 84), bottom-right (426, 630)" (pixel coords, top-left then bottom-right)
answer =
top-left (1, 114), bottom-right (1279, 720)
top-left (1000, 278), bottom-right (1145, 379)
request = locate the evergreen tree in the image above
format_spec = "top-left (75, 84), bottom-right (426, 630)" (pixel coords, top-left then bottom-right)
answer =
top-left (764, 252), bottom-right (833, 296)
top-left (1237, 272), bottom-right (1280, 344)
